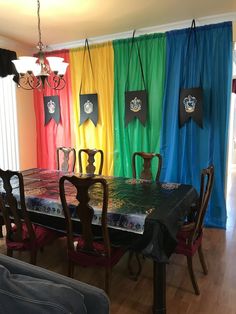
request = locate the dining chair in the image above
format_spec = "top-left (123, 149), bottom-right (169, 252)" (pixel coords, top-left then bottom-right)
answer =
top-left (78, 149), bottom-right (104, 175)
top-left (174, 165), bottom-right (214, 295)
top-left (57, 147), bottom-right (76, 172)
top-left (0, 169), bottom-right (59, 265)
top-left (132, 152), bottom-right (162, 181)
top-left (59, 175), bottom-right (125, 295)
top-left (128, 152), bottom-right (163, 280)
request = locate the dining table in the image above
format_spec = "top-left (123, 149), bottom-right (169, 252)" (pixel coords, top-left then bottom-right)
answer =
top-left (0, 168), bottom-right (198, 314)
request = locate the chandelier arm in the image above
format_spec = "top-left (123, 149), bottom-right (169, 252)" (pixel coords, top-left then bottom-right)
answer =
top-left (17, 74), bottom-right (42, 90)
top-left (45, 75), bottom-right (66, 90)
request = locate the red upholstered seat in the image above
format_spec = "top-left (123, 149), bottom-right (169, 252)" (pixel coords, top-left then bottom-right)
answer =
top-left (175, 227), bottom-right (203, 256)
top-left (174, 165), bottom-right (214, 295)
top-left (69, 237), bottom-right (125, 267)
top-left (6, 223), bottom-right (58, 251)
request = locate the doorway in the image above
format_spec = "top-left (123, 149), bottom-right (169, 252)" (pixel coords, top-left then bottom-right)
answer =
top-left (227, 42), bottom-right (236, 194)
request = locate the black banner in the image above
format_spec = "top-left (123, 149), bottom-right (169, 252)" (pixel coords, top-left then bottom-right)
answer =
top-left (79, 93), bottom-right (98, 126)
top-left (179, 87), bottom-right (203, 128)
top-left (125, 90), bottom-right (147, 126)
top-left (125, 31), bottom-right (147, 127)
top-left (179, 20), bottom-right (203, 128)
top-left (44, 95), bottom-right (60, 125)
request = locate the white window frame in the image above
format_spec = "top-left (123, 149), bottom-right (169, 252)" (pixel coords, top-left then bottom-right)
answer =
top-left (0, 75), bottom-right (19, 170)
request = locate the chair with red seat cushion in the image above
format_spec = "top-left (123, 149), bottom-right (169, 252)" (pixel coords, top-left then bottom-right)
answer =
top-left (0, 169), bottom-right (59, 265)
top-left (59, 175), bottom-right (125, 296)
top-left (175, 165), bottom-right (214, 295)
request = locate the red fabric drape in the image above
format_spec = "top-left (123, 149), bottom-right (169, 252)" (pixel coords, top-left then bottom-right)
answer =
top-left (33, 49), bottom-right (72, 169)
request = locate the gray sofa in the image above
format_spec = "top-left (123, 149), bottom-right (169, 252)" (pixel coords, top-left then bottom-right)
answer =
top-left (0, 253), bottom-right (110, 314)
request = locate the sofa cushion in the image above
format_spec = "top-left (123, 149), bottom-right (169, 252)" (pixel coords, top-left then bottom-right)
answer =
top-left (0, 265), bottom-right (87, 314)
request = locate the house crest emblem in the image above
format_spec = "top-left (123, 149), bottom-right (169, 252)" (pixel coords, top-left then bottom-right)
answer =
top-left (130, 97), bottom-right (142, 112)
top-left (183, 95), bottom-right (197, 113)
top-left (84, 100), bottom-right (93, 114)
top-left (47, 100), bottom-right (56, 114)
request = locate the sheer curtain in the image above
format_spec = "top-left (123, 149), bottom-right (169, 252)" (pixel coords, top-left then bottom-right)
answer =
top-left (0, 75), bottom-right (19, 170)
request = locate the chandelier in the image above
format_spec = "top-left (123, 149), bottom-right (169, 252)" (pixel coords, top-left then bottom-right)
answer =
top-left (12, 0), bottom-right (68, 90)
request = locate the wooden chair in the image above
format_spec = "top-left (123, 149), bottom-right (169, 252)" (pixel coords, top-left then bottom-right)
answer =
top-left (57, 147), bottom-right (76, 172)
top-left (59, 175), bottom-right (125, 295)
top-left (175, 165), bottom-right (214, 295)
top-left (132, 152), bottom-right (162, 181)
top-left (128, 152), bottom-right (162, 280)
top-left (0, 169), bottom-right (59, 265)
top-left (78, 149), bottom-right (104, 175)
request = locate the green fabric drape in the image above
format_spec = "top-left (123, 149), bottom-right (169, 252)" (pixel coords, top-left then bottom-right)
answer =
top-left (113, 33), bottom-right (166, 178)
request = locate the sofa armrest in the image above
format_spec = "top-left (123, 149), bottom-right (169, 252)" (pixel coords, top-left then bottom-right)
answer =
top-left (0, 254), bottom-right (109, 314)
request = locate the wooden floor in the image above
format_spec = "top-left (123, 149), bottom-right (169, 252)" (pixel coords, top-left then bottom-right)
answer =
top-left (1, 172), bottom-right (236, 313)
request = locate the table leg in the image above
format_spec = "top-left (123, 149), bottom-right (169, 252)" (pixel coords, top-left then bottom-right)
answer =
top-left (153, 261), bottom-right (166, 314)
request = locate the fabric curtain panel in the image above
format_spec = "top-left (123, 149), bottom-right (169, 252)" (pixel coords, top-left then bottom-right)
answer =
top-left (33, 50), bottom-right (72, 169)
top-left (113, 34), bottom-right (166, 178)
top-left (160, 22), bottom-right (232, 228)
top-left (69, 42), bottom-right (114, 175)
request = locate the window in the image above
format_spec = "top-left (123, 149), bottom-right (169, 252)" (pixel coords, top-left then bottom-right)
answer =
top-left (0, 75), bottom-right (19, 170)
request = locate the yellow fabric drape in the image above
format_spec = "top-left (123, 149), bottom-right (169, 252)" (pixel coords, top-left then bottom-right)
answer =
top-left (69, 42), bottom-right (114, 175)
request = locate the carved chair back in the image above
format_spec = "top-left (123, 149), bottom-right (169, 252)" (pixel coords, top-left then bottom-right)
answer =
top-left (189, 165), bottom-right (214, 245)
top-left (59, 176), bottom-right (110, 256)
top-left (57, 147), bottom-right (76, 172)
top-left (132, 152), bottom-right (162, 181)
top-left (0, 169), bottom-right (35, 244)
top-left (78, 149), bottom-right (104, 175)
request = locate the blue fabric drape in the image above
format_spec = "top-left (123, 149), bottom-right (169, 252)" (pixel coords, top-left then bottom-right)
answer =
top-left (160, 22), bottom-right (232, 229)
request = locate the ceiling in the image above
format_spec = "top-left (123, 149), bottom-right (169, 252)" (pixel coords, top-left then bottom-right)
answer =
top-left (0, 0), bottom-right (236, 49)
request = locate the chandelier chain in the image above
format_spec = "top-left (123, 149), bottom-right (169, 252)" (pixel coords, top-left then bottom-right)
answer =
top-left (37, 0), bottom-right (43, 50)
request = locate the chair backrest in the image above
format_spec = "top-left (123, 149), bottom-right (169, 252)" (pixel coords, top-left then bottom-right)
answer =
top-left (190, 165), bottom-right (214, 244)
top-left (57, 147), bottom-right (76, 172)
top-left (59, 176), bottom-right (110, 257)
top-left (132, 152), bottom-right (162, 181)
top-left (78, 149), bottom-right (104, 175)
top-left (0, 169), bottom-right (35, 243)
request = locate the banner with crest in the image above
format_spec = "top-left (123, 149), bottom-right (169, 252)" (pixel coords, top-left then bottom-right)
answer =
top-left (179, 20), bottom-right (203, 128)
top-left (125, 31), bottom-right (147, 127)
top-left (179, 88), bottom-right (203, 127)
top-left (44, 95), bottom-right (60, 125)
top-left (79, 93), bottom-right (98, 126)
top-left (125, 90), bottom-right (147, 126)
top-left (79, 39), bottom-right (98, 126)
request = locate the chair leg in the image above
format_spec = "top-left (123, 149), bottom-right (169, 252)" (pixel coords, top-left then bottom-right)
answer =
top-left (68, 260), bottom-right (74, 278)
top-left (0, 224), bottom-right (3, 238)
top-left (7, 248), bottom-right (13, 257)
top-left (187, 256), bottom-right (200, 295)
top-left (105, 267), bottom-right (111, 296)
top-left (127, 251), bottom-right (142, 281)
top-left (198, 245), bottom-right (208, 275)
top-left (30, 250), bottom-right (37, 265)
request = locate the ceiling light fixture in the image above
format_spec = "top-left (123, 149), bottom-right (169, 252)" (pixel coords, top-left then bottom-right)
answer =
top-left (12, 0), bottom-right (69, 90)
